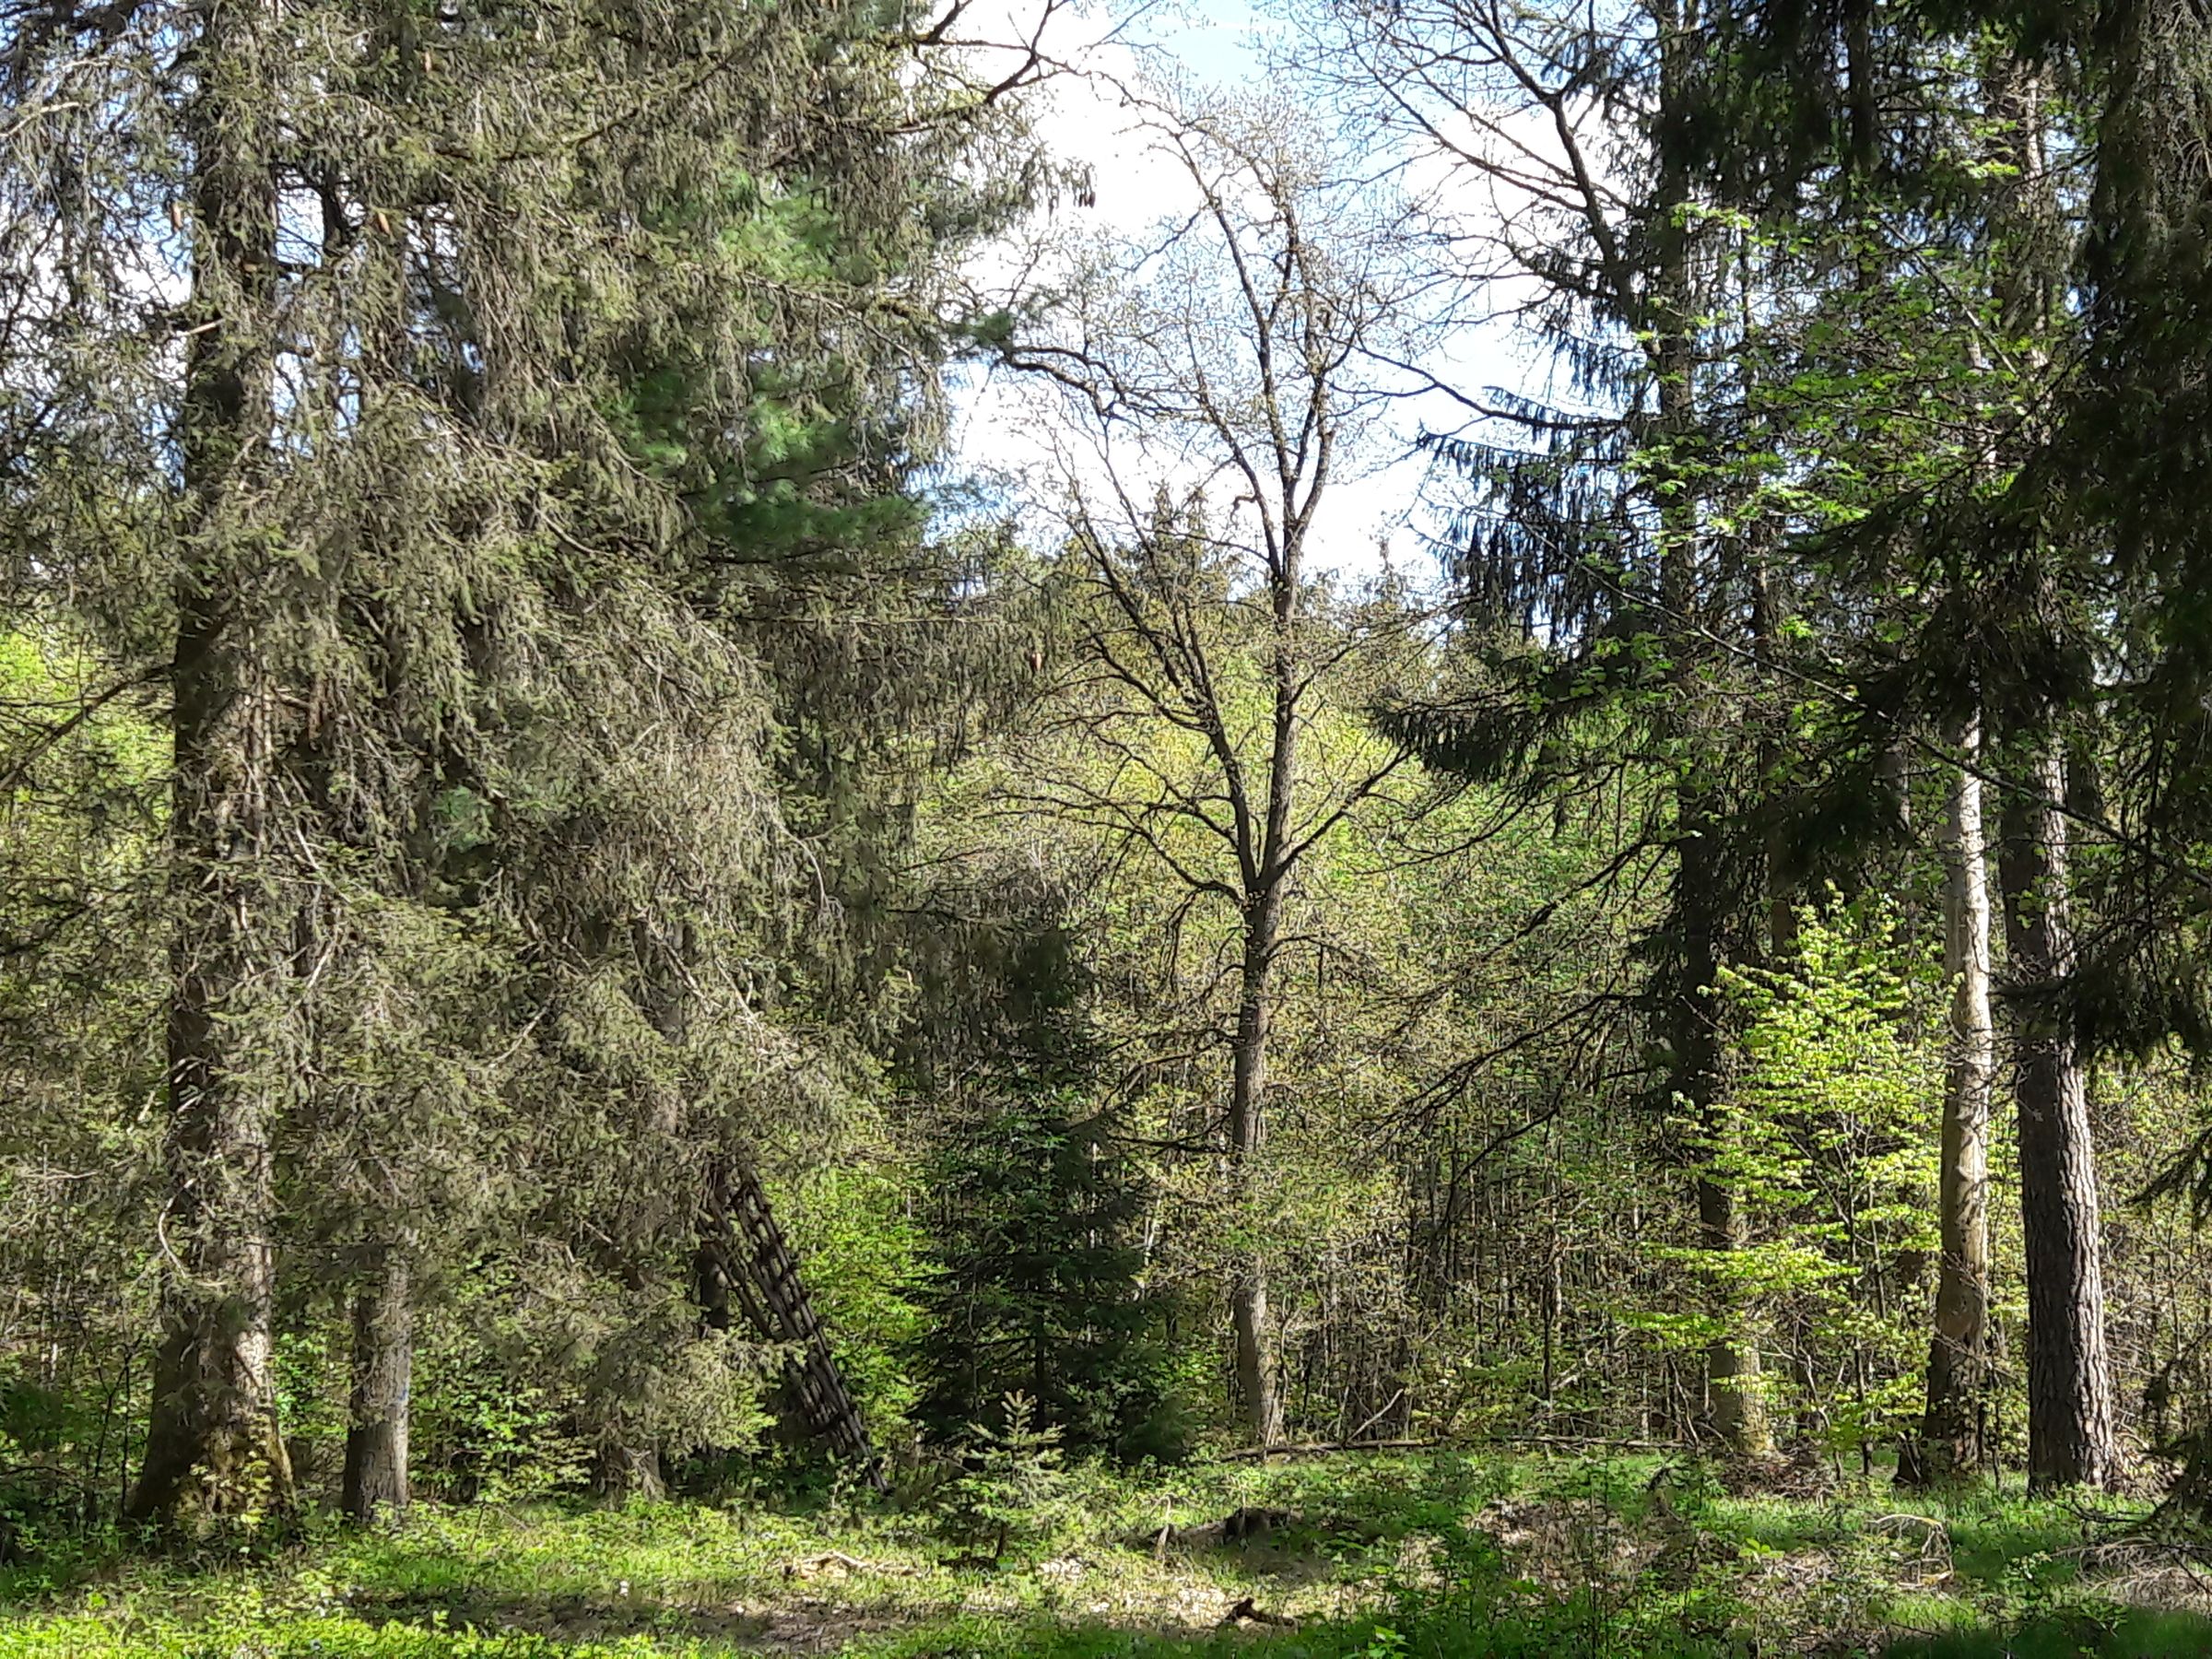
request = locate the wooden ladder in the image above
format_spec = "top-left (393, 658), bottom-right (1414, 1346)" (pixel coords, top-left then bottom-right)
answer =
top-left (702, 1159), bottom-right (886, 1492)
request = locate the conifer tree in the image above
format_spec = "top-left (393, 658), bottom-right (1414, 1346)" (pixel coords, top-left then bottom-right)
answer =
top-left (1317, 0), bottom-right (1786, 1453)
top-left (909, 914), bottom-right (1178, 1459)
top-left (0, 0), bottom-right (1048, 1517)
top-left (1665, 4), bottom-right (2127, 1490)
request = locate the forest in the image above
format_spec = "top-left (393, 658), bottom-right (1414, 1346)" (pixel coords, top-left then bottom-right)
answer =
top-left (6, 0), bottom-right (2212, 1654)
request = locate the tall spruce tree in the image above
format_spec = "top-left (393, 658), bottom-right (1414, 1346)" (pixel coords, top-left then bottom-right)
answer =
top-left (1316, 0), bottom-right (1788, 1452)
top-left (904, 903), bottom-right (1179, 1460)
top-left (1976, 0), bottom-right (2212, 1497)
top-left (0, 0), bottom-right (1047, 1519)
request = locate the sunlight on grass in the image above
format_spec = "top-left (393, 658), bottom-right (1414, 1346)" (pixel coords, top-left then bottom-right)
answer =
top-left (3, 1453), bottom-right (2208, 1659)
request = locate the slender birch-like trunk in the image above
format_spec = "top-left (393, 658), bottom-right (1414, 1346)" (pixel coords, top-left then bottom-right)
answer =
top-left (1905, 714), bottom-right (1996, 1485)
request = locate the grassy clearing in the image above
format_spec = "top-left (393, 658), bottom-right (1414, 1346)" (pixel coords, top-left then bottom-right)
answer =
top-left (3, 1453), bottom-right (2208, 1658)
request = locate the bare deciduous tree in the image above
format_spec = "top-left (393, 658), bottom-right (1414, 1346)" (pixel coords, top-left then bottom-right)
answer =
top-left (998, 90), bottom-right (1438, 1442)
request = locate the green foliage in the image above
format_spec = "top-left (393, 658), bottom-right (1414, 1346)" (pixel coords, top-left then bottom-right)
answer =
top-left (365, 1267), bottom-right (598, 1506)
top-left (777, 1153), bottom-right (930, 1446)
top-left (5, 1453), bottom-right (2203, 1657)
top-left (1633, 899), bottom-right (1942, 1453)
top-left (934, 1392), bottom-right (1070, 1560)
top-left (4, 0), bottom-right (2212, 1588)
top-left (917, 1089), bottom-right (1185, 1463)
top-left (0, 630), bottom-right (164, 1543)
top-left (411, 1378), bottom-right (592, 1510)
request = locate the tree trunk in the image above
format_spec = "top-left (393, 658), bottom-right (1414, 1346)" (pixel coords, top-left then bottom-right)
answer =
top-left (342, 1249), bottom-right (413, 1522)
top-left (593, 1442), bottom-right (667, 1503)
top-left (2000, 740), bottom-right (2121, 1491)
top-left (1223, 415), bottom-right (1310, 1446)
top-left (1750, 548), bottom-right (1798, 962)
top-left (1695, 1202), bottom-right (1771, 1453)
top-left (1677, 621), bottom-right (1769, 1454)
top-left (1649, 4), bottom-right (1766, 1459)
top-left (1680, 771), bottom-right (1770, 1457)
top-left (128, 0), bottom-right (295, 1524)
top-left (1229, 907), bottom-right (1284, 1445)
top-left (1905, 715), bottom-right (1996, 1486)
top-left (1662, 375), bottom-right (1770, 1459)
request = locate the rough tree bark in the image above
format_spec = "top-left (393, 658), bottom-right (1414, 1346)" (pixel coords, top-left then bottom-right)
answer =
top-left (1903, 714), bottom-right (1996, 1486)
top-left (2000, 741), bottom-right (2120, 1491)
top-left (1681, 805), bottom-right (1771, 1458)
top-left (1750, 552), bottom-right (1799, 965)
top-left (343, 1249), bottom-right (413, 1521)
top-left (128, 0), bottom-right (297, 1524)
top-left (335, 50), bottom-right (425, 1522)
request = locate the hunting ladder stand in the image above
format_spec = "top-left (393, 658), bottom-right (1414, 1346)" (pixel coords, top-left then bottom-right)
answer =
top-left (700, 1158), bottom-right (887, 1493)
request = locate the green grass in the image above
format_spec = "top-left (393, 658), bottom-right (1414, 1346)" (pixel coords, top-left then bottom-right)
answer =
top-left (2, 1453), bottom-right (2207, 1658)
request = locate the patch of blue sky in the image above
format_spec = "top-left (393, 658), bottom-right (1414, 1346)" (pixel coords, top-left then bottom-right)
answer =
top-left (935, 0), bottom-right (1577, 583)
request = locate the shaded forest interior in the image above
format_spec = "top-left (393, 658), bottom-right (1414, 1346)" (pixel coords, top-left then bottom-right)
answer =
top-left (10, 0), bottom-right (2212, 1653)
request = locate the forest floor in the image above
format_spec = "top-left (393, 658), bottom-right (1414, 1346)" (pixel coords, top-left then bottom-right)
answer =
top-left (6, 1451), bottom-right (2212, 1658)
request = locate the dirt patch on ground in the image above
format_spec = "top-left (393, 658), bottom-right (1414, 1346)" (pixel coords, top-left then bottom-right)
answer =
top-left (346, 1589), bottom-right (949, 1655)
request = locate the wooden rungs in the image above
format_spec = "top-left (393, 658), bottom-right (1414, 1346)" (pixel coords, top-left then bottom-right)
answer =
top-left (707, 1158), bottom-right (887, 1494)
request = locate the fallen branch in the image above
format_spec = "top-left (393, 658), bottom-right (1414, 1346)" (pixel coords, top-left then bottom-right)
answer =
top-left (1219, 1595), bottom-right (1299, 1630)
top-left (1492, 1434), bottom-right (1687, 1453)
top-left (782, 1551), bottom-right (914, 1578)
top-left (1206, 1437), bottom-right (1441, 1463)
